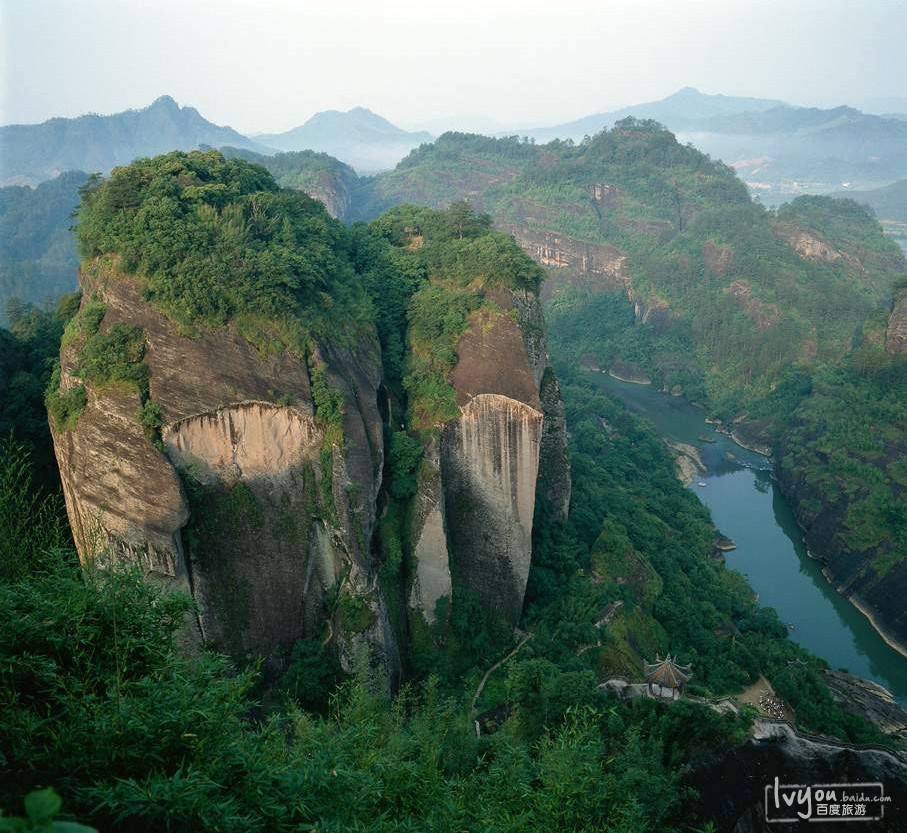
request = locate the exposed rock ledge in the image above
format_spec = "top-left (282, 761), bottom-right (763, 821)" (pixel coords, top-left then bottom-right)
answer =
top-left (825, 670), bottom-right (907, 744)
top-left (686, 718), bottom-right (907, 831)
top-left (407, 290), bottom-right (569, 626)
top-left (665, 439), bottom-right (706, 486)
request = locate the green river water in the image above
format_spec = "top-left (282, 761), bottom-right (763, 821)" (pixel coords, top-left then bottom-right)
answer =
top-left (595, 371), bottom-right (907, 705)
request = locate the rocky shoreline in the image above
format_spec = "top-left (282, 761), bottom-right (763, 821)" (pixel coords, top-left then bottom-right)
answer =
top-left (825, 670), bottom-right (907, 744)
top-left (665, 439), bottom-right (706, 485)
top-left (607, 360), bottom-right (652, 385)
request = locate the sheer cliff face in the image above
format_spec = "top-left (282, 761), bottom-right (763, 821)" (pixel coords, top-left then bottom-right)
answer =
top-left (408, 290), bottom-right (570, 624)
top-left (51, 263), bottom-right (391, 669)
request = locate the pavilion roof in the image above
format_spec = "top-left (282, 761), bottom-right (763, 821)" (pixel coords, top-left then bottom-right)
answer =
top-left (644, 654), bottom-right (692, 688)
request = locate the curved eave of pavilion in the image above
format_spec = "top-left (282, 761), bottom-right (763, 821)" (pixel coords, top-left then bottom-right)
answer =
top-left (644, 654), bottom-right (692, 688)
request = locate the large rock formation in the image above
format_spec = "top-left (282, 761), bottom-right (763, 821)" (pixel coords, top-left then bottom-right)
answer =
top-left (408, 290), bottom-right (570, 624)
top-left (50, 260), bottom-right (395, 673)
top-left (52, 263), bottom-right (570, 672)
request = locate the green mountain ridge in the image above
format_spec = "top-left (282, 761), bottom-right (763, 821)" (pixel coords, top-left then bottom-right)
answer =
top-left (513, 88), bottom-right (907, 197)
top-left (319, 123), bottom-right (907, 656)
top-left (2, 121), bottom-right (906, 684)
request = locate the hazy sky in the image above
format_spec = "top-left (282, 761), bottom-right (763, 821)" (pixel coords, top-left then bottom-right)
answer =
top-left (3, 0), bottom-right (906, 133)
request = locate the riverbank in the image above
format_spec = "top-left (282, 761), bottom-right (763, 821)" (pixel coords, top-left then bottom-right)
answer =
top-left (593, 370), bottom-right (907, 706)
top-left (607, 360), bottom-right (652, 385)
top-left (597, 367), bottom-right (907, 669)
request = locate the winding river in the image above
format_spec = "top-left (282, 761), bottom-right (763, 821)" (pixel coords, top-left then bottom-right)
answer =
top-left (596, 372), bottom-right (907, 705)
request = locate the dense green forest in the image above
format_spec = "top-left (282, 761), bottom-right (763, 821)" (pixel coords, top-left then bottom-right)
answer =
top-left (75, 150), bottom-right (374, 349)
top-left (1, 152), bottom-right (895, 830)
top-left (1, 364), bottom-right (885, 831)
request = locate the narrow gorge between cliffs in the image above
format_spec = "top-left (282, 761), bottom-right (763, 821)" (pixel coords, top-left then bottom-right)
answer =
top-left (596, 372), bottom-right (907, 706)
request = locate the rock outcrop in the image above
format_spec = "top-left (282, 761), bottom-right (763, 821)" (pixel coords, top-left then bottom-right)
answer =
top-left (506, 224), bottom-right (628, 296)
top-left (302, 173), bottom-right (353, 222)
top-left (408, 290), bottom-right (570, 625)
top-left (50, 261), bottom-right (395, 674)
top-left (686, 719), bottom-right (907, 831)
top-left (507, 223), bottom-right (670, 328)
top-left (777, 226), bottom-right (844, 263)
top-left (53, 263), bottom-right (569, 674)
top-left (825, 670), bottom-right (907, 744)
top-left (886, 288), bottom-right (907, 355)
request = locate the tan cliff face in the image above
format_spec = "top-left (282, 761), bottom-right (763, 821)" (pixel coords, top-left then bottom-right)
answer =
top-left (442, 393), bottom-right (543, 621)
top-left (887, 289), bottom-right (907, 355)
top-left (303, 175), bottom-right (353, 222)
top-left (50, 262), bottom-right (393, 673)
top-left (408, 290), bottom-right (570, 625)
top-left (507, 224), bottom-right (670, 329)
top-left (506, 224), bottom-right (628, 297)
top-left (779, 227), bottom-right (843, 262)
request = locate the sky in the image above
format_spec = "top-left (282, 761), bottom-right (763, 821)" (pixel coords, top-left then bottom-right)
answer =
top-left (2, 0), bottom-right (906, 133)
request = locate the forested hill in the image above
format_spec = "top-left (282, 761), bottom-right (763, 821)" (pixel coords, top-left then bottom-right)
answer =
top-left (0, 171), bottom-right (89, 325)
top-left (220, 146), bottom-right (360, 221)
top-left (2, 124), bottom-right (905, 651)
top-left (3, 149), bottom-right (902, 831)
top-left (357, 124), bottom-right (903, 409)
top-left (0, 96), bottom-right (267, 186)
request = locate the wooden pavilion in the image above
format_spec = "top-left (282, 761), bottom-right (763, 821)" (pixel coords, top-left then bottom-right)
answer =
top-left (644, 654), bottom-right (692, 700)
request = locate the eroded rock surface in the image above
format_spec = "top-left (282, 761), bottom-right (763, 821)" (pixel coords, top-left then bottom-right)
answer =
top-left (408, 290), bottom-right (569, 624)
top-left (51, 262), bottom-right (392, 672)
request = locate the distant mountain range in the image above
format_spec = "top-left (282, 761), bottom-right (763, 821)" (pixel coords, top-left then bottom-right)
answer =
top-left (0, 96), bottom-right (268, 186)
top-left (519, 87), bottom-right (789, 142)
top-left (677, 104), bottom-right (907, 202)
top-left (254, 107), bottom-right (432, 174)
top-left (4, 88), bottom-right (907, 317)
top-left (0, 99), bottom-right (433, 186)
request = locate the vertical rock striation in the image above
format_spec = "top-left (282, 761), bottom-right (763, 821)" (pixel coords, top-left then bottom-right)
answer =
top-left (442, 393), bottom-right (543, 621)
top-left (408, 290), bottom-right (570, 625)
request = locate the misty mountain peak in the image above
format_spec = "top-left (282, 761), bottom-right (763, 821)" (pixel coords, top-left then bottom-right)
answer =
top-left (149, 95), bottom-right (180, 111)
